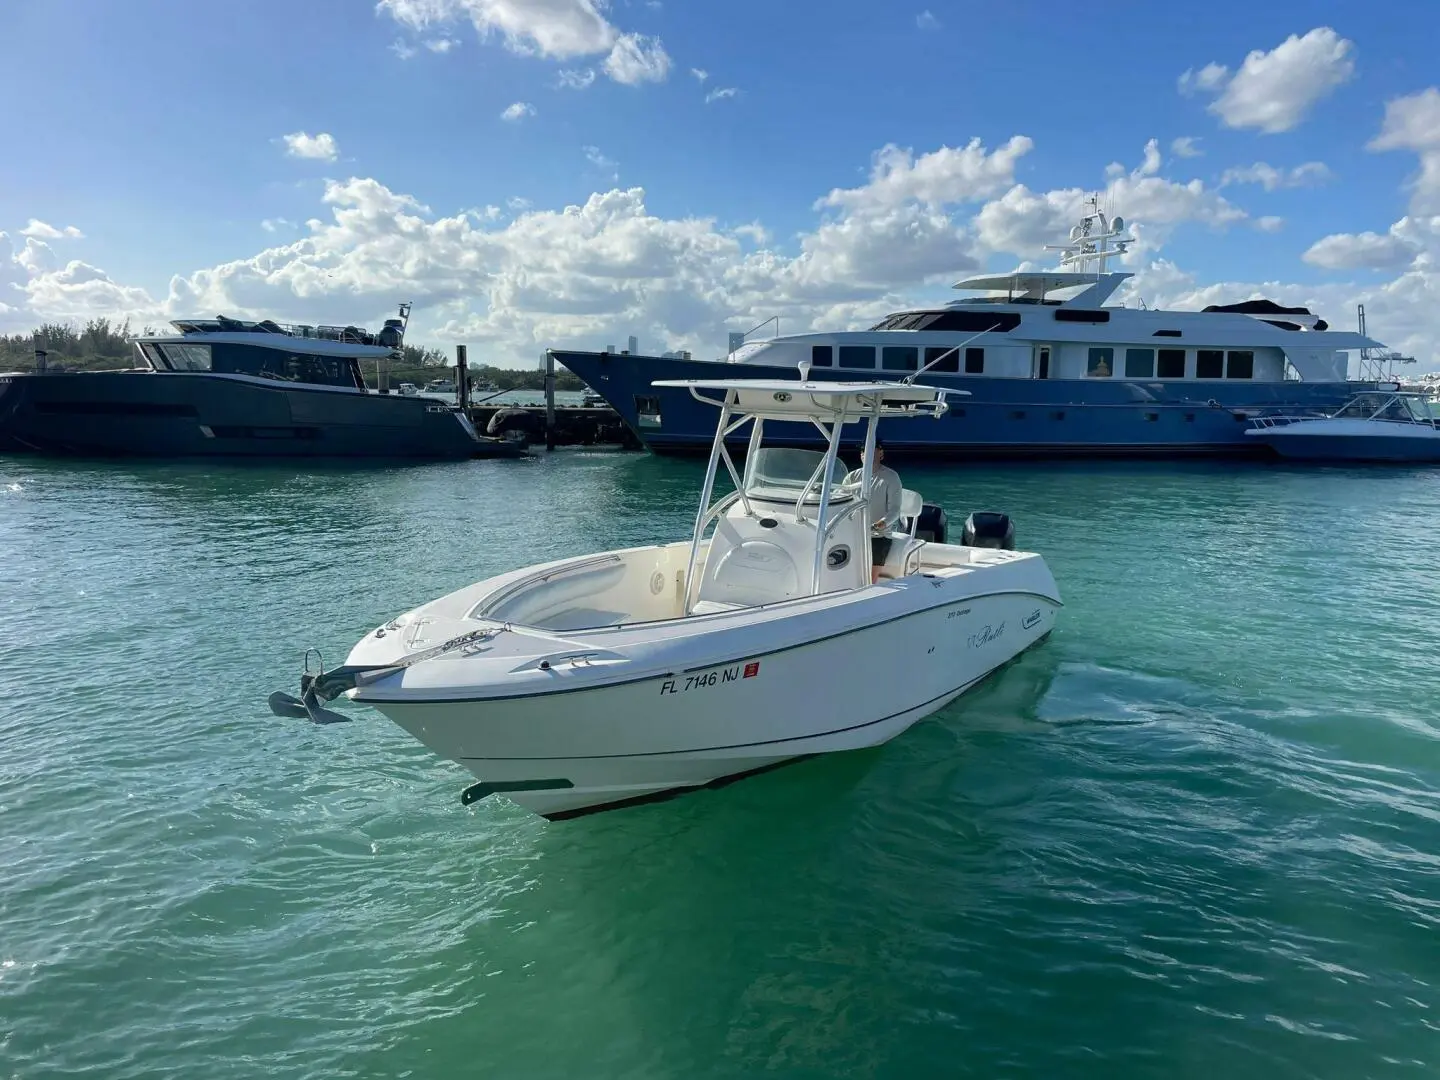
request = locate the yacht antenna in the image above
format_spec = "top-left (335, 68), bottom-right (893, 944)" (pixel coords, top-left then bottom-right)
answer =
top-left (1044, 194), bottom-right (1133, 276)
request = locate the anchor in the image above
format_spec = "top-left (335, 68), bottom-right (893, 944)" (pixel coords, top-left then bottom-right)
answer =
top-left (268, 626), bottom-right (510, 724)
top-left (267, 648), bottom-right (357, 725)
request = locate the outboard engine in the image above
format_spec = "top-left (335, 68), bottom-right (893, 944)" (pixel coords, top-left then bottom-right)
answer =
top-left (961, 511), bottom-right (1015, 550)
top-left (915, 503), bottom-right (948, 544)
top-left (377, 319), bottom-right (405, 350)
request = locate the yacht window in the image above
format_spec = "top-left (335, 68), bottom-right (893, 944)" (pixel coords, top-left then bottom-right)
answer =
top-left (924, 346), bottom-right (959, 373)
top-left (811, 345), bottom-right (833, 368)
top-left (743, 448), bottom-right (854, 502)
top-left (139, 342), bottom-right (167, 369)
top-left (160, 343), bottom-right (212, 371)
top-left (1055, 308), bottom-right (1110, 323)
top-left (838, 345), bottom-right (875, 369)
top-left (882, 346), bottom-right (918, 371)
top-left (1226, 350), bottom-right (1255, 379)
top-left (1125, 348), bottom-right (1155, 378)
top-left (1153, 329), bottom-right (1183, 337)
top-left (1196, 350), bottom-right (1224, 378)
top-left (964, 348), bottom-right (985, 374)
top-left (1086, 347), bottom-right (1114, 377)
top-left (1157, 349), bottom-right (1186, 378)
top-left (921, 311), bottom-right (1021, 333)
top-left (1378, 399), bottom-right (1411, 421)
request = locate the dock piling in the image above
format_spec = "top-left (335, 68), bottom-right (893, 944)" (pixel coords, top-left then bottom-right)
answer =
top-left (544, 350), bottom-right (556, 451)
top-left (456, 344), bottom-right (469, 409)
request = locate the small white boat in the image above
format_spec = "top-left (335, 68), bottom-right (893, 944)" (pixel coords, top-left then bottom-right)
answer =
top-left (397, 382), bottom-right (420, 396)
top-left (270, 377), bottom-right (1063, 819)
top-left (424, 378), bottom-right (456, 394)
top-left (1246, 390), bottom-right (1440, 461)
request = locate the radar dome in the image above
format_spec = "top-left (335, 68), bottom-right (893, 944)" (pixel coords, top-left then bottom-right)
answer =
top-left (1113, 216), bottom-right (1125, 232)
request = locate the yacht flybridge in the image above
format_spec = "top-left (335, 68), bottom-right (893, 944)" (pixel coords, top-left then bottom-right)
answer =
top-left (270, 377), bottom-right (1062, 820)
top-left (553, 197), bottom-right (1404, 458)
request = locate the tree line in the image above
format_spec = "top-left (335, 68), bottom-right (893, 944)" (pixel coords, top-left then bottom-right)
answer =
top-left (0, 318), bottom-right (585, 390)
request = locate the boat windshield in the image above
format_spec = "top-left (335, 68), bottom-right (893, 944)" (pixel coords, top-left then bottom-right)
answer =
top-left (1404, 396), bottom-right (1440, 422)
top-left (1333, 393), bottom-right (1394, 419)
top-left (743, 448), bottom-right (856, 502)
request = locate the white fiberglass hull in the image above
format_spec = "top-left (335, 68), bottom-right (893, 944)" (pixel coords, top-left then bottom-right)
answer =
top-left (344, 550), bottom-right (1060, 819)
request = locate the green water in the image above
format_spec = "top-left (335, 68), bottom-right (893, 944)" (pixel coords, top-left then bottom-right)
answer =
top-left (1, 452), bottom-right (1437, 1079)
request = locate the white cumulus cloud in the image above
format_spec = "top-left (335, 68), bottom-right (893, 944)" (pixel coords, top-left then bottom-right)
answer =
top-left (10, 133), bottom-right (1440, 370)
top-left (501, 101), bottom-right (536, 122)
top-left (378, 0), bottom-right (670, 85)
top-left (603, 33), bottom-right (670, 85)
top-left (1179, 27), bottom-right (1355, 133)
top-left (282, 131), bottom-right (339, 162)
top-left (1303, 227), bottom-right (1421, 271)
top-left (20, 220), bottom-right (84, 240)
top-left (1171, 136), bottom-right (1203, 158)
top-left (705, 87), bottom-right (738, 104)
top-left (1368, 88), bottom-right (1440, 214)
top-left (1220, 161), bottom-right (1332, 190)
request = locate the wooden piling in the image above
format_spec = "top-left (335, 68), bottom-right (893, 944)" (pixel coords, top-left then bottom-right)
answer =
top-left (544, 350), bottom-right (556, 451)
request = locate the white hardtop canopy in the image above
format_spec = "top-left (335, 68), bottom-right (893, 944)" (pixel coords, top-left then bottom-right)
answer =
top-left (652, 378), bottom-right (969, 423)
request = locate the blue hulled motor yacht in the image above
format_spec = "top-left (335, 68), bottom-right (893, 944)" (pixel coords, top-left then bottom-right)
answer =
top-left (0, 305), bottom-right (516, 460)
top-left (552, 199), bottom-right (1401, 458)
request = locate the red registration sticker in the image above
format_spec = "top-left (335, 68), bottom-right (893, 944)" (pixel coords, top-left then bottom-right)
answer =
top-left (743, 662), bottom-right (760, 678)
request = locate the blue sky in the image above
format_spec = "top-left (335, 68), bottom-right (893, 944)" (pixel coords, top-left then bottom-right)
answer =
top-left (4, 0), bottom-right (1439, 366)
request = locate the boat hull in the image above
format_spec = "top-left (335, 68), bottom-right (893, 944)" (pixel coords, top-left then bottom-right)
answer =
top-left (0, 371), bottom-right (507, 460)
top-left (357, 584), bottom-right (1059, 819)
top-left (1246, 420), bottom-right (1440, 461)
top-left (553, 350), bottom-right (1390, 459)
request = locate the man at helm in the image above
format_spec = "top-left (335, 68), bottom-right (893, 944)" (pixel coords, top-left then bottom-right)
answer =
top-left (867, 440), bottom-right (902, 583)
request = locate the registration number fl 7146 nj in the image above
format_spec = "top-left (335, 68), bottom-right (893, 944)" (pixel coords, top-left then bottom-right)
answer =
top-left (660, 660), bottom-right (761, 695)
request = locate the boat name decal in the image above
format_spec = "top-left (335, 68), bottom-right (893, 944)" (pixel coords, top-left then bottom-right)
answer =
top-left (661, 660), bottom-right (761, 695)
top-left (1022, 609), bottom-right (1042, 630)
top-left (967, 622), bottom-right (1006, 649)
top-left (946, 607), bottom-right (972, 620)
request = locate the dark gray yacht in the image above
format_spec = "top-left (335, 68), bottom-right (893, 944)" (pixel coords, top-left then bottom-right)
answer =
top-left (0, 305), bottom-right (515, 460)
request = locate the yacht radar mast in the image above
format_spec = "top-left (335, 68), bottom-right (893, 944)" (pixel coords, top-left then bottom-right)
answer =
top-left (1044, 194), bottom-right (1133, 276)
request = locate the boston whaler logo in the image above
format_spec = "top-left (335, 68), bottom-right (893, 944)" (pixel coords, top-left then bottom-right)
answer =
top-left (1022, 609), bottom-right (1042, 630)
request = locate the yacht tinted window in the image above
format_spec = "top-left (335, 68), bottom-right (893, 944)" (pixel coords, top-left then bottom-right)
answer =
top-left (924, 346), bottom-right (959, 373)
top-left (964, 347), bottom-right (984, 374)
top-left (159, 343), bottom-right (212, 371)
top-left (838, 345), bottom-right (875, 369)
top-left (1157, 349), bottom-right (1186, 378)
top-left (811, 345), bottom-right (833, 367)
top-left (882, 346), bottom-right (918, 371)
top-left (1125, 348), bottom-right (1155, 378)
top-left (923, 311), bottom-right (1021, 333)
top-left (1226, 350), bottom-right (1254, 379)
top-left (1086, 347), bottom-right (1114, 377)
top-left (1196, 350), bottom-right (1224, 378)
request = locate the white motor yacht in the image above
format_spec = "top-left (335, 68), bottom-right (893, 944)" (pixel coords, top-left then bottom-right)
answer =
top-left (270, 376), bottom-right (1063, 819)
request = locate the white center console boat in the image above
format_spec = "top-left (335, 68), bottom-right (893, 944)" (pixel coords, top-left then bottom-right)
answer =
top-left (270, 377), bottom-right (1063, 819)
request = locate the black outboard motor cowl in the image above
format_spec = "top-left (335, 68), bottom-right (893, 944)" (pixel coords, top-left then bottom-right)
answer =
top-left (915, 503), bottom-right (948, 544)
top-left (961, 511), bottom-right (1015, 550)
